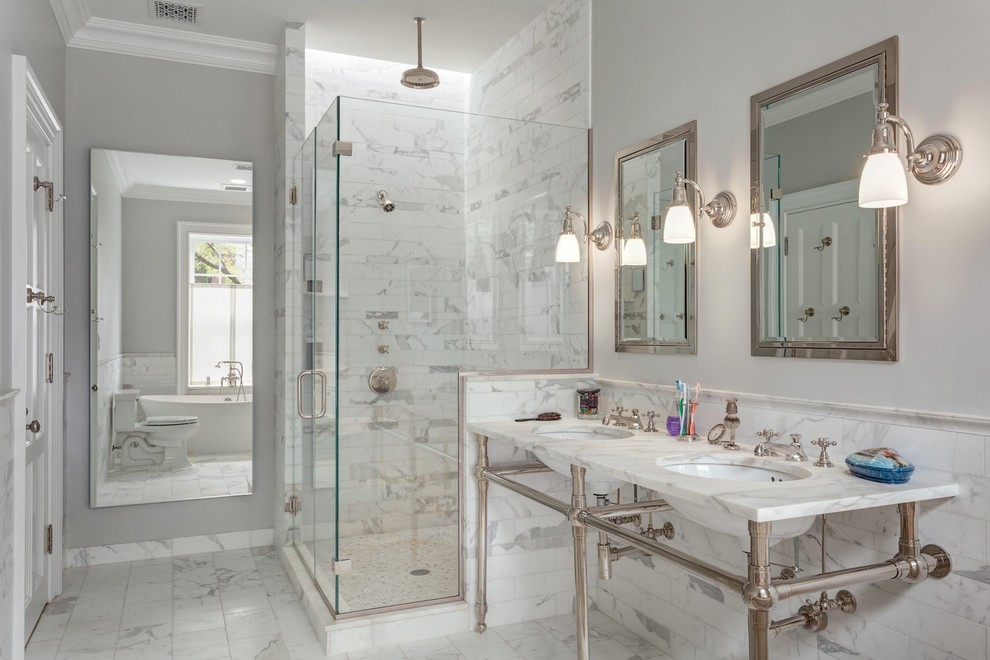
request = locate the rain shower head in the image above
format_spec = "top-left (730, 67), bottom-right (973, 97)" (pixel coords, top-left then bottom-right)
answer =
top-left (401, 17), bottom-right (440, 89)
top-left (377, 190), bottom-right (396, 212)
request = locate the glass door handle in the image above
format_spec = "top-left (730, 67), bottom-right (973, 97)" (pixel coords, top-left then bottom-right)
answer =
top-left (296, 370), bottom-right (327, 419)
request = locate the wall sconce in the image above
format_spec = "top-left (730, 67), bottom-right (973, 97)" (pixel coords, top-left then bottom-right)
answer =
top-left (858, 102), bottom-right (963, 208)
top-left (555, 206), bottom-right (612, 263)
top-left (663, 170), bottom-right (737, 244)
top-left (749, 185), bottom-right (776, 249)
top-left (621, 211), bottom-right (647, 266)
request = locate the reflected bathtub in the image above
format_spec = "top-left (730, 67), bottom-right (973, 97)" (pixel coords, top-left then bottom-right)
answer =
top-left (139, 394), bottom-right (252, 456)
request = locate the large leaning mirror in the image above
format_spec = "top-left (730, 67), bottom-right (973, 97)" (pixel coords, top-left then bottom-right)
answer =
top-left (615, 121), bottom-right (696, 353)
top-left (751, 37), bottom-right (898, 361)
top-left (90, 149), bottom-right (254, 507)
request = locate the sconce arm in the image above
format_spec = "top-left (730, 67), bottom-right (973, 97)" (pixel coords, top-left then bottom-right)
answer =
top-left (882, 112), bottom-right (918, 163)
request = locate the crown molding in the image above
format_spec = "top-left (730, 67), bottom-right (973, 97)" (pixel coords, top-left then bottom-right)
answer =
top-left (103, 150), bottom-right (132, 195)
top-left (124, 184), bottom-right (252, 206)
top-left (50, 0), bottom-right (275, 75)
top-left (49, 0), bottom-right (92, 45)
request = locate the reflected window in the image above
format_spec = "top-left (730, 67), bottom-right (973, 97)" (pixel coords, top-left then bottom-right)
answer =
top-left (183, 229), bottom-right (253, 389)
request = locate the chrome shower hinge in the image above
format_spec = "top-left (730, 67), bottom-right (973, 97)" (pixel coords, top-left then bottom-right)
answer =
top-left (331, 558), bottom-right (353, 575)
top-left (332, 141), bottom-right (353, 157)
top-left (285, 495), bottom-right (301, 515)
top-left (289, 186), bottom-right (298, 206)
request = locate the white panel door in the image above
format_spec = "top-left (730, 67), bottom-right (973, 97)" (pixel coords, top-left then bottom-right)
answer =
top-left (23, 101), bottom-right (55, 639)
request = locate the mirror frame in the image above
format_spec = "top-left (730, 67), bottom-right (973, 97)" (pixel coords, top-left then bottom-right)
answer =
top-left (750, 37), bottom-right (899, 361)
top-left (614, 121), bottom-right (698, 354)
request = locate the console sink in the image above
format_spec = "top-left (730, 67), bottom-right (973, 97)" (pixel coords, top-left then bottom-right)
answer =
top-left (656, 456), bottom-right (815, 542)
top-left (533, 425), bottom-right (634, 495)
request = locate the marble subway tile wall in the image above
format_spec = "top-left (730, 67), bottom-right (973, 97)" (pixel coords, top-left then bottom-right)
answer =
top-left (119, 352), bottom-right (175, 394)
top-left (275, 23), bottom-right (307, 548)
top-left (466, 0), bottom-right (591, 372)
top-left (592, 378), bottom-right (990, 659)
top-left (0, 391), bottom-right (17, 660)
top-left (469, 0), bottom-right (590, 129)
top-left (462, 374), bottom-right (600, 628)
top-left (331, 98), bottom-right (467, 538)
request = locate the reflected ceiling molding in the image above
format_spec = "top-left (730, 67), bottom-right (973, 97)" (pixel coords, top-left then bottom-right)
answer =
top-left (124, 184), bottom-right (252, 206)
top-left (104, 150), bottom-right (132, 195)
top-left (49, 0), bottom-right (276, 75)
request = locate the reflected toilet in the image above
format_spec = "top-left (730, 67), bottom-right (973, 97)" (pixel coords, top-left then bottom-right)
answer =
top-left (112, 390), bottom-right (198, 469)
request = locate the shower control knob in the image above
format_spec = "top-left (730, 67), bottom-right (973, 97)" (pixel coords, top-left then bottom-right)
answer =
top-left (369, 367), bottom-right (397, 395)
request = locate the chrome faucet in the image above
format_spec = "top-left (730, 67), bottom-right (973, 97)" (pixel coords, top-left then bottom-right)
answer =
top-left (602, 407), bottom-right (643, 430)
top-left (754, 431), bottom-right (808, 462)
top-left (215, 360), bottom-right (246, 401)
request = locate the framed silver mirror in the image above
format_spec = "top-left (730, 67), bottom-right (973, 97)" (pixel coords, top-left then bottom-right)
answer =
top-left (90, 149), bottom-right (254, 507)
top-left (615, 121), bottom-right (697, 354)
top-left (751, 38), bottom-right (898, 361)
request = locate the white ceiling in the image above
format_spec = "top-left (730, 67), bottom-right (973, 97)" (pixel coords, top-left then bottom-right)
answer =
top-left (81, 0), bottom-right (558, 72)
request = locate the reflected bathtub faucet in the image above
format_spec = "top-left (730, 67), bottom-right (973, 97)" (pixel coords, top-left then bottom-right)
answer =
top-left (215, 360), bottom-right (246, 402)
top-left (377, 190), bottom-right (396, 212)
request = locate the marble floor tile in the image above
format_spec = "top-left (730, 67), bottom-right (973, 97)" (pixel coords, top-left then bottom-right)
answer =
top-left (27, 546), bottom-right (667, 660)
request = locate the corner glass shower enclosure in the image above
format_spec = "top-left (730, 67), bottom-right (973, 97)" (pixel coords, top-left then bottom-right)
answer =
top-left (290, 97), bottom-right (589, 616)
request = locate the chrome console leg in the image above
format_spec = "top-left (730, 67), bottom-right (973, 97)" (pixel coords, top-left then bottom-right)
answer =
top-left (746, 521), bottom-right (772, 660)
top-left (475, 435), bottom-right (489, 632)
top-left (570, 464), bottom-right (590, 660)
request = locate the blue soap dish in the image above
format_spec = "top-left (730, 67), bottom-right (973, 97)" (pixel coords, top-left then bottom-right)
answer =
top-left (845, 447), bottom-right (914, 484)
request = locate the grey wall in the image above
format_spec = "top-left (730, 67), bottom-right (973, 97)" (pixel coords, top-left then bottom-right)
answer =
top-left (592, 0), bottom-right (990, 416)
top-left (120, 198), bottom-right (250, 354)
top-left (64, 49), bottom-right (275, 548)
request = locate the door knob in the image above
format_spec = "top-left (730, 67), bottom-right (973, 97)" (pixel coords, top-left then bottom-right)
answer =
top-left (26, 420), bottom-right (41, 433)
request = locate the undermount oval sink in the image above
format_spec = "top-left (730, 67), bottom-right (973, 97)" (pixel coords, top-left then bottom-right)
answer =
top-left (534, 426), bottom-right (634, 441)
top-left (532, 425), bottom-right (633, 494)
top-left (659, 461), bottom-right (810, 483)
top-left (656, 456), bottom-right (815, 542)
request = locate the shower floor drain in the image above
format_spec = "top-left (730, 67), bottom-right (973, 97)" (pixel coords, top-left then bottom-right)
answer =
top-left (410, 569), bottom-right (430, 576)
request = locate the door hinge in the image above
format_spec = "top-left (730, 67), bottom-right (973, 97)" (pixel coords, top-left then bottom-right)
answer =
top-left (46, 353), bottom-right (54, 384)
top-left (289, 186), bottom-right (298, 206)
top-left (46, 524), bottom-right (53, 555)
top-left (285, 495), bottom-right (301, 515)
top-left (784, 236), bottom-right (789, 256)
top-left (332, 141), bottom-right (353, 157)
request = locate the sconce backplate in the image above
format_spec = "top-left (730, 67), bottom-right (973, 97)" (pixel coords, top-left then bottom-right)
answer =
top-left (912, 134), bottom-right (963, 186)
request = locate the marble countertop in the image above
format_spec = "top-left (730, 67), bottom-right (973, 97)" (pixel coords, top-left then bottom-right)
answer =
top-left (468, 418), bottom-right (959, 523)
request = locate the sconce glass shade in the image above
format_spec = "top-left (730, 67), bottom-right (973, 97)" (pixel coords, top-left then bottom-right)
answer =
top-left (749, 212), bottom-right (777, 249)
top-left (663, 203), bottom-right (696, 244)
top-left (622, 237), bottom-right (647, 266)
top-left (555, 231), bottom-right (580, 263)
top-left (859, 151), bottom-right (908, 208)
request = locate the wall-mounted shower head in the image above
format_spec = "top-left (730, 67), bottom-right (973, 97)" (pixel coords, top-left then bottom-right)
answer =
top-left (377, 190), bottom-right (396, 212)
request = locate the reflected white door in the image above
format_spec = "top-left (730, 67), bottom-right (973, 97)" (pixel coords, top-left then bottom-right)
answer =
top-left (13, 56), bottom-right (64, 642)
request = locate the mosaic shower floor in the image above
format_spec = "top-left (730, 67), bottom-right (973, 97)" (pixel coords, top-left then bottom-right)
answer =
top-left (96, 453), bottom-right (252, 506)
top-left (305, 525), bottom-right (459, 612)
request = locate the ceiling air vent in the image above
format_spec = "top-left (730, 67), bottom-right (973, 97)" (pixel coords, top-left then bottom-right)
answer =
top-left (234, 164), bottom-right (253, 172)
top-left (222, 185), bottom-right (250, 192)
top-left (149, 1), bottom-right (201, 25)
